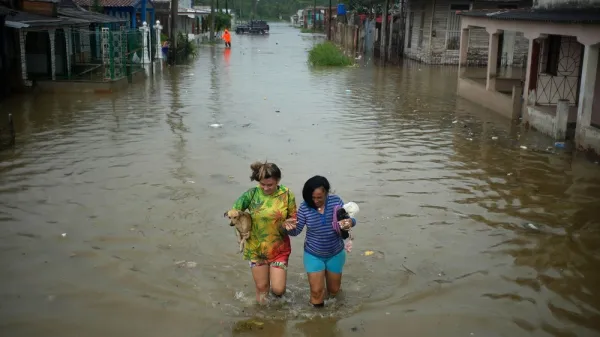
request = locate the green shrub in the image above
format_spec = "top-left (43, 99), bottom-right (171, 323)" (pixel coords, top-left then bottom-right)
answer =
top-left (308, 42), bottom-right (353, 67)
top-left (300, 27), bottom-right (324, 33)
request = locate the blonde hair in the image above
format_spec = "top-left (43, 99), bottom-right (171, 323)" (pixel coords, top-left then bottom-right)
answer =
top-left (250, 161), bottom-right (281, 182)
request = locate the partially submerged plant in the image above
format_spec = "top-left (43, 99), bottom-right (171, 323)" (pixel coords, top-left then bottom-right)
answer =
top-left (308, 42), bottom-right (353, 67)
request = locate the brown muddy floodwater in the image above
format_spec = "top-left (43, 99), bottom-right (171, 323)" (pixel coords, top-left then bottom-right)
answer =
top-left (1, 23), bottom-right (600, 337)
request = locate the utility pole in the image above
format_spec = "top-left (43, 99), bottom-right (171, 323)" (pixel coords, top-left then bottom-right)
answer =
top-left (327, 0), bottom-right (331, 40)
top-left (170, 0), bottom-right (178, 64)
top-left (210, 0), bottom-right (215, 41)
top-left (312, 0), bottom-right (316, 32)
top-left (380, 0), bottom-right (389, 61)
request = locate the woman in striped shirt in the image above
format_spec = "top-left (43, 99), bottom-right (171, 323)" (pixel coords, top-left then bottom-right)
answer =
top-left (284, 175), bottom-right (357, 307)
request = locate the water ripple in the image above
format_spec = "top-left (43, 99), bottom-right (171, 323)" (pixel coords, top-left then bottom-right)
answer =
top-left (0, 23), bottom-right (599, 337)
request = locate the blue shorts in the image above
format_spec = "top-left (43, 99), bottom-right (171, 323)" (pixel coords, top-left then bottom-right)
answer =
top-left (303, 250), bottom-right (346, 274)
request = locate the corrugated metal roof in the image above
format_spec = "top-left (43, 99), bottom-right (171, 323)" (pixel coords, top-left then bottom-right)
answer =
top-left (73, 0), bottom-right (139, 8)
top-left (1, 5), bottom-right (88, 27)
top-left (58, 0), bottom-right (126, 23)
top-left (153, 1), bottom-right (169, 10)
top-left (59, 7), bottom-right (127, 22)
top-left (0, 6), bottom-right (17, 15)
top-left (457, 8), bottom-right (600, 24)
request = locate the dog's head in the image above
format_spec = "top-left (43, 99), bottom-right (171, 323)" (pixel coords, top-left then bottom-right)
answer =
top-left (336, 207), bottom-right (350, 220)
top-left (224, 209), bottom-right (242, 226)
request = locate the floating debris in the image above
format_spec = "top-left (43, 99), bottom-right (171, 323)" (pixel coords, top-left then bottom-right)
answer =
top-left (175, 260), bottom-right (197, 268)
top-left (363, 250), bottom-right (385, 259)
top-left (209, 123), bottom-right (223, 128)
top-left (554, 142), bottom-right (565, 148)
top-left (61, 233), bottom-right (67, 237)
top-left (522, 223), bottom-right (539, 231)
top-left (520, 145), bottom-right (528, 150)
top-left (491, 136), bottom-right (498, 140)
top-left (233, 319), bottom-right (264, 333)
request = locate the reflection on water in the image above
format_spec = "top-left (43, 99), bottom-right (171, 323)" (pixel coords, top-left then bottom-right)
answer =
top-left (0, 23), bottom-right (599, 337)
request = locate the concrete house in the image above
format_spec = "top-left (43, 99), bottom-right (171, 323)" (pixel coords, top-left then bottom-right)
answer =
top-left (403, 0), bottom-right (532, 64)
top-left (456, 0), bottom-right (600, 153)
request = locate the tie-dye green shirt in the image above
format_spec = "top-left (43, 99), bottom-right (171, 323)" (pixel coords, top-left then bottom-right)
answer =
top-left (232, 185), bottom-right (297, 263)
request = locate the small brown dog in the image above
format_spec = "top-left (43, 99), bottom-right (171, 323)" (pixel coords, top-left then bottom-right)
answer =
top-left (224, 209), bottom-right (252, 253)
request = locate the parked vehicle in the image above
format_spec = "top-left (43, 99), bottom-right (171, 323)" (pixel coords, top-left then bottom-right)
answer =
top-left (235, 20), bottom-right (270, 35)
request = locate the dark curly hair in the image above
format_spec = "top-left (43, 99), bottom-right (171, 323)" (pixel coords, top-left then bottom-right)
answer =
top-left (302, 175), bottom-right (330, 209)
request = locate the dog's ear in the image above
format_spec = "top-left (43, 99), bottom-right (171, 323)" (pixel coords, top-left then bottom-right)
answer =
top-left (224, 211), bottom-right (229, 218)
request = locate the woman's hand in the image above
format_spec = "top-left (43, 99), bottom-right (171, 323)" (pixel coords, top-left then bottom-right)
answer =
top-left (339, 219), bottom-right (353, 230)
top-left (283, 218), bottom-right (297, 231)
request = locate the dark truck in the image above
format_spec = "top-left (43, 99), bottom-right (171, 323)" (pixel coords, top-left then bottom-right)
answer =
top-left (235, 20), bottom-right (270, 35)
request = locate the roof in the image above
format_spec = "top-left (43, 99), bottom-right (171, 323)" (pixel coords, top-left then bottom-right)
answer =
top-left (58, 7), bottom-right (127, 22)
top-left (73, 0), bottom-right (140, 8)
top-left (1, 6), bottom-right (88, 28)
top-left (0, 6), bottom-right (17, 15)
top-left (58, 0), bottom-right (127, 22)
top-left (457, 8), bottom-right (600, 24)
top-left (153, 1), bottom-right (169, 10)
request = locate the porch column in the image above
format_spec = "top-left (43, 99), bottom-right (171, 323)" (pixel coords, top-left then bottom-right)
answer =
top-left (523, 33), bottom-right (545, 106)
top-left (154, 20), bottom-right (163, 59)
top-left (150, 9), bottom-right (155, 30)
top-left (523, 37), bottom-right (535, 106)
top-left (130, 8), bottom-right (136, 28)
top-left (140, 21), bottom-right (150, 64)
top-left (141, 0), bottom-right (147, 23)
top-left (575, 43), bottom-right (600, 142)
top-left (458, 27), bottom-right (469, 76)
top-left (64, 27), bottom-right (72, 78)
top-left (18, 30), bottom-right (31, 86)
top-left (48, 28), bottom-right (56, 80)
top-left (486, 29), bottom-right (500, 91)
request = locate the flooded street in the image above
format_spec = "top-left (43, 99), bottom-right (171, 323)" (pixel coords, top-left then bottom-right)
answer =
top-left (1, 23), bottom-right (600, 337)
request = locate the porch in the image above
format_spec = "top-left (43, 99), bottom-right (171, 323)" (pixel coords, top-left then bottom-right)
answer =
top-left (457, 9), bottom-right (600, 152)
top-left (4, 6), bottom-right (148, 92)
top-left (403, 0), bottom-right (531, 65)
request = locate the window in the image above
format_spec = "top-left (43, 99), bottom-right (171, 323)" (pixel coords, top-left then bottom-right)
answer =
top-left (446, 4), bottom-right (469, 50)
top-left (544, 35), bottom-right (561, 76)
top-left (498, 4), bottom-right (518, 9)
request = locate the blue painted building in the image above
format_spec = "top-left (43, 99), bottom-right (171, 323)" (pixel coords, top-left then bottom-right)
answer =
top-left (74, 0), bottom-right (155, 29)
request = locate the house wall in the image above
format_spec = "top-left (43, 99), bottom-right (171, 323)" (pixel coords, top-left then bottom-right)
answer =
top-left (535, 36), bottom-right (583, 105)
top-left (404, 0), bottom-right (530, 64)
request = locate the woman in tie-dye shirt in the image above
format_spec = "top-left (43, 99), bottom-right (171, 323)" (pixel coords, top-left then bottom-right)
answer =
top-left (231, 161), bottom-right (297, 304)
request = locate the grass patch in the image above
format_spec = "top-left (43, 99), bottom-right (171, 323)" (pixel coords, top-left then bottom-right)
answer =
top-left (308, 42), bottom-right (353, 67)
top-left (300, 27), bottom-right (324, 33)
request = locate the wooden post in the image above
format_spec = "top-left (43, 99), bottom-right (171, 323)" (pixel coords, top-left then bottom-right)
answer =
top-left (380, 0), bottom-right (389, 61)
top-left (210, 0), bottom-right (215, 41)
top-left (170, 0), bottom-right (179, 63)
top-left (328, 0), bottom-right (332, 40)
top-left (313, 0), bottom-right (316, 32)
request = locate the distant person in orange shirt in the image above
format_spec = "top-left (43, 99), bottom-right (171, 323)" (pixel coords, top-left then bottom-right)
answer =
top-left (222, 29), bottom-right (231, 48)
